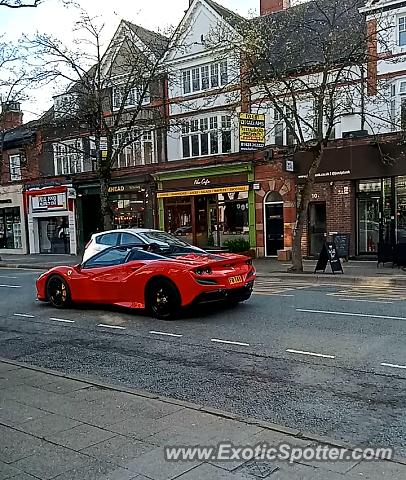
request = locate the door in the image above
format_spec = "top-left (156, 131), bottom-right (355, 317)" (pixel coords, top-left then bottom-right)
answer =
top-left (358, 196), bottom-right (380, 254)
top-left (308, 202), bottom-right (327, 257)
top-left (265, 202), bottom-right (284, 256)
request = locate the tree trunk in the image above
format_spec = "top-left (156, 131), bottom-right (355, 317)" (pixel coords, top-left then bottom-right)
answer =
top-left (289, 146), bottom-right (324, 272)
top-left (100, 177), bottom-right (112, 231)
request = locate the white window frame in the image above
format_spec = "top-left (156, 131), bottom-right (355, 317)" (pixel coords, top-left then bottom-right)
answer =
top-left (112, 84), bottom-right (150, 111)
top-left (181, 114), bottom-right (232, 159)
top-left (182, 60), bottom-right (229, 96)
top-left (53, 139), bottom-right (84, 176)
top-left (113, 129), bottom-right (156, 168)
top-left (399, 16), bottom-right (406, 47)
top-left (9, 154), bottom-right (21, 181)
top-left (272, 108), bottom-right (296, 146)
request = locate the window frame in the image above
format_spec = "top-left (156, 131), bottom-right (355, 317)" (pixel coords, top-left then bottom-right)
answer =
top-left (399, 16), bottom-right (406, 47)
top-left (182, 60), bottom-right (228, 96)
top-left (53, 139), bottom-right (84, 176)
top-left (9, 154), bottom-right (22, 181)
top-left (113, 128), bottom-right (156, 168)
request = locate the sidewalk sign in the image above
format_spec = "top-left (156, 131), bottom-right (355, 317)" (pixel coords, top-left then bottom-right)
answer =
top-left (332, 233), bottom-right (350, 262)
top-left (314, 242), bottom-right (344, 274)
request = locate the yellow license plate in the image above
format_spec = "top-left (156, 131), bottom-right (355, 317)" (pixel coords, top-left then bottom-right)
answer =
top-left (229, 275), bottom-right (243, 285)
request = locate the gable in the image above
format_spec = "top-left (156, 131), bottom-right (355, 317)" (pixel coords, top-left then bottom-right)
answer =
top-left (164, 0), bottom-right (239, 64)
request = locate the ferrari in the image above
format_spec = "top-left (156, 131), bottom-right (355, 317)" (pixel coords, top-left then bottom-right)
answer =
top-left (36, 237), bottom-right (256, 319)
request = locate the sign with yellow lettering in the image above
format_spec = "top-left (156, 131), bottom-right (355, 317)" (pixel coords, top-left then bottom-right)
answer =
top-left (239, 113), bottom-right (265, 151)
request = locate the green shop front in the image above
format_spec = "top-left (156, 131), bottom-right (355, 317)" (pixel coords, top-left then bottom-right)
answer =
top-left (154, 163), bottom-right (256, 250)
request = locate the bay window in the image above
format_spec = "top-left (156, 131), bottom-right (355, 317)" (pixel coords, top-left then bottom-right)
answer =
top-left (181, 114), bottom-right (232, 158)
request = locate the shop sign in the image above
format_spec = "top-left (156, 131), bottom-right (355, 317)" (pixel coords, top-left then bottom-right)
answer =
top-left (108, 186), bottom-right (125, 193)
top-left (239, 113), bottom-right (265, 151)
top-left (285, 160), bottom-right (295, 172)
top-left (193, 178), bottom-right (211, 186)
top-left (157, 185), bottom-right (249, 199)
top-left (32, 193), bottom-right (67, 212)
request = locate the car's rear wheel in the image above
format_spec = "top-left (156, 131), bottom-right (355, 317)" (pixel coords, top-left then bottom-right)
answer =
top-left (146, 279), bottom-right (180, 320)
top-left (46, 275), bottom-right (71, 308)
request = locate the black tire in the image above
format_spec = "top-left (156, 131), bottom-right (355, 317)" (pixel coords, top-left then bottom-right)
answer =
top-left (46, 275), bottom-right (71, 308)
top-left (146, 279), bottom-right (181, 320)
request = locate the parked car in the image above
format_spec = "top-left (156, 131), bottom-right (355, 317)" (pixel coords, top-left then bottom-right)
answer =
top-left (36, 243), bottom-right (256, 319)
top-left (82, 228), bottom-right (203, 262)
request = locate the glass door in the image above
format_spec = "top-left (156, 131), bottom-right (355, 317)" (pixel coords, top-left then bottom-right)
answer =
top-left (308, 202), bottom-right (326, 257)
top-left (357, 196), bottom-right (380, 254)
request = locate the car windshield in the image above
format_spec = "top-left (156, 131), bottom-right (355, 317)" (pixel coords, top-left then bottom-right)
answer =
top-left (137, 231), bottom-right (204, 256)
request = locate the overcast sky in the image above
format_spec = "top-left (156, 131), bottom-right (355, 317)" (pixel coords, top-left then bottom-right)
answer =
top-left (0, 0), bottom-right (303, 120)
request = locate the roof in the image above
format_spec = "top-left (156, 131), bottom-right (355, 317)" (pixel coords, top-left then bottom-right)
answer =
top-left (205, 0), bottom-right (245, 29)
top-left (124, 21), bottom-right (169, 58)
top-left (2, 125), bottom-right (36, 149)
top-left (249, 0), bottom-right (366, 76)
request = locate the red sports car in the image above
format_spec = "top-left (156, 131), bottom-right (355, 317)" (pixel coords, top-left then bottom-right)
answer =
top-left (36, 237), bottom-right (256, 319)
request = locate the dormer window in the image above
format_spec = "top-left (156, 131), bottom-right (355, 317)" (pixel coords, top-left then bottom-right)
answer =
top-left (399, 16), bottom-right (406, 46)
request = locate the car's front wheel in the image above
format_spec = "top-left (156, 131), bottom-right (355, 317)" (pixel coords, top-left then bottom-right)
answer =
top-left (146, 279), bottom-right (180, 320)
top-left (46, 275), bottom-right (71, 308)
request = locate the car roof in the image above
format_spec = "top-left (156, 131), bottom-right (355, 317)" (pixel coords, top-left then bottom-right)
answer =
top-left (93, 228), bottom-right (160, 237)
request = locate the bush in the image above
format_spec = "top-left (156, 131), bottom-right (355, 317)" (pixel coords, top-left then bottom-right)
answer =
top-left (223, 238), bottom-right (251, 253)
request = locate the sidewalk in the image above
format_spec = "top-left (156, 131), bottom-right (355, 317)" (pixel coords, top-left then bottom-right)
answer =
top-left (0, 359), bottom-right (405, 480)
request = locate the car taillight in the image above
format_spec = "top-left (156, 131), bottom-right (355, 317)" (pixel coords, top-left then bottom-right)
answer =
top-left (194, 267), bottom-right (212, 275)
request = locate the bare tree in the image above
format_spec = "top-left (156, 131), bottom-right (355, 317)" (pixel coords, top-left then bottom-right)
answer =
top-left (209, 0), bottom-right (394, 270)
top-left (27, 10), bottom-right (173, 229)
top-left (0, 0), bottom-right (42, 7)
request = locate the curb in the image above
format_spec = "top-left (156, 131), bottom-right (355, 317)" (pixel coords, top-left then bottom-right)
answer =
top-left (256, 272), bottom-right (406, 286)
top-left (0, 263), bottom-right (48, 270)
top-left (1, 357), bottom-right (405, 466)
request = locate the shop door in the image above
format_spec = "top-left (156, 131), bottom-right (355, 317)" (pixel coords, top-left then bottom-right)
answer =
top-left (38, 217), bottom-right (70, 254)
top-left (308, 202), bottom-right (326, 257)
top-left (265, 202), bottom-right (284, 256)
top-left (358, 196), bottom-right (380, 254)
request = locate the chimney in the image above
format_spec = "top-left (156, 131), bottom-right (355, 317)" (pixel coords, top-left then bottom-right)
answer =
top-left (260, 0), bottom-right (291, 15)
top-left (1, 101), bottom-right (23, 130)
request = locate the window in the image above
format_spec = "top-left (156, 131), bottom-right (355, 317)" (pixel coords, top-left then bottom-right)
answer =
top-left (399, 17), bottom-right (406, 46)
top-left (401, 97), bottom-right (406, 130)
top-left (9, 155), bottom-right (21, 181)
top-left (113, 129), bottom-right (155, 168)
top-left (182, 60), bottom-right (228, 95)
top-left (96, 232), bottom-right (120, 246)
top-left (0, 207), bottom-right (21, 249)
top-left (84, 247), bottom-right (129, 268)
top-left (53, 139), bottom-right (84, 176)
top-left (112, 84), bottom-right (150, 110)
top-left (120, 232), bottom-right (144, 246)
top-left (273, 108), bottom-right (296, 146)
top-left (181, 114), bottom-right (232, 158)
top-left (54, 94), bottom-right (79, 118)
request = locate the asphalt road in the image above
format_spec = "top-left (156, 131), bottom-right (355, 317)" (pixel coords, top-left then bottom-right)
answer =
top-left (0, 269), bottom-right (405, 457)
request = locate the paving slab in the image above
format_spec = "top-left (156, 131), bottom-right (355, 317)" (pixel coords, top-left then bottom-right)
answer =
top-left (39, 378), bottom-right (89, 394)
top-left (175, 462), bottom-right (252, 479)
top-left (46, 423), bottom-right (117, 451)
top-left (81, 435), bottom-right (154, 468)
top-left (49, 459), bottom-right (138, 480)
top-left (13, 413), bottom-right (81, 437)
top-left (0, 425), bottom-right (42, 464)
top-left (0, 460), bottom-right (22, 480)
top-left (0, 399), bottom-right (50, 427)
top-left (349, 459), bottom-right (406, 479)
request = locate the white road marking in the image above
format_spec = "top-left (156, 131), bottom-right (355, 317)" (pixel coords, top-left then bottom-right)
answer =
top-left (97, 323), bottom-right (126, 330)
top-left (211, 338), bottom-right (250, 347)
top-left (0, 284), bottom-right (21, 288)
top-left (336, 298), bottom-right (394, 304)
top-left (0, 275), bottom-right (18, 279)
top-left (296, 308), bottom-right (406, 321)
top-left (50, 317), bottom-right (75, 324)
top-left (286, 348), bottom-right (335, 359)
top-left (381, 362), bottom-right (406, 370)
top-left (13, 313), bottom-right (35, 318)
top-left (149, 331), bottom-right (183, 338)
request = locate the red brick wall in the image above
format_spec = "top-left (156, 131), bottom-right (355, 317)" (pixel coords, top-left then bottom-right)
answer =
top-left (254, 161), bottom-right (296, 257)
top-left (301, 180), bottom-right (356, 257)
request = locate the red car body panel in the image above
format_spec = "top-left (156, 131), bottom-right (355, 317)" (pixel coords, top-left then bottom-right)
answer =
top-left (36, 253), bottom-right (256, 310)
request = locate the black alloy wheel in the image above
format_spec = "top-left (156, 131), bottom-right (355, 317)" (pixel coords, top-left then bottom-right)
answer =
top-left (147, 279), bottom-right (180, 320)
top-left (46, 275), bottom-right (71, 308)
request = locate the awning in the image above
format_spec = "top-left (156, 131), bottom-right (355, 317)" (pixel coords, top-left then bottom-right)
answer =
top-left (157, 185), bottom-right (249, 199)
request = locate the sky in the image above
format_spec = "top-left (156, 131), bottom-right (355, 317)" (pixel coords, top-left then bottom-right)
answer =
top-left (0, 0), bottom-right (302, 121)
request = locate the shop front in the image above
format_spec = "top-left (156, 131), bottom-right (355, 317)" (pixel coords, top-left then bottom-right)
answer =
top-left (296, 139), bottom-right (406, 257)
top-left (25, 185), bottom-right (77, 255)
top-left (0, 184), bottom-right (27, 254)
top-left (154, 164), bottom-right (255, 250)
top-left (76, 177), bottom-right (156, 251)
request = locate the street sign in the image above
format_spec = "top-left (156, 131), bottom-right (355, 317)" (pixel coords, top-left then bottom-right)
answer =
top-left (99, 137), bottom-right (108, 151)
top-left (239, 113), bottom-right (265, 151)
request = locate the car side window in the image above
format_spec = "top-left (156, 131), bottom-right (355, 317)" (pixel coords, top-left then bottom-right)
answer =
top-left (97, 233), bottom-right (119, 246)
top-left (83, 248), bottom-right (128, 269)
top-left (120, 232), bottom-right (144, 246)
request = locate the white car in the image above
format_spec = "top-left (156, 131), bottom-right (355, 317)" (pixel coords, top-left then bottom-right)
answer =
top-left (82, 228), bottom-right (203, 262)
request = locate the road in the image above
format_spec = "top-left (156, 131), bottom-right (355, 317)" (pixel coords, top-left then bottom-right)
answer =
top-left (0, 269), bottom-right (405, 457)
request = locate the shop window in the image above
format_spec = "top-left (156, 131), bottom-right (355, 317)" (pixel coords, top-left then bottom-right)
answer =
top-left (165, 197), bottom-right (192, 242)
top-left (0, 207), bottom-right (22, 249)
top-left (9, 154), bottom-right (21, 181)
top-left (113, 129), bottom-right (155, 168)
top-left (181, 115), bottom-right (232, 159)
top-left (53, 139), bottom-right (84, 175)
